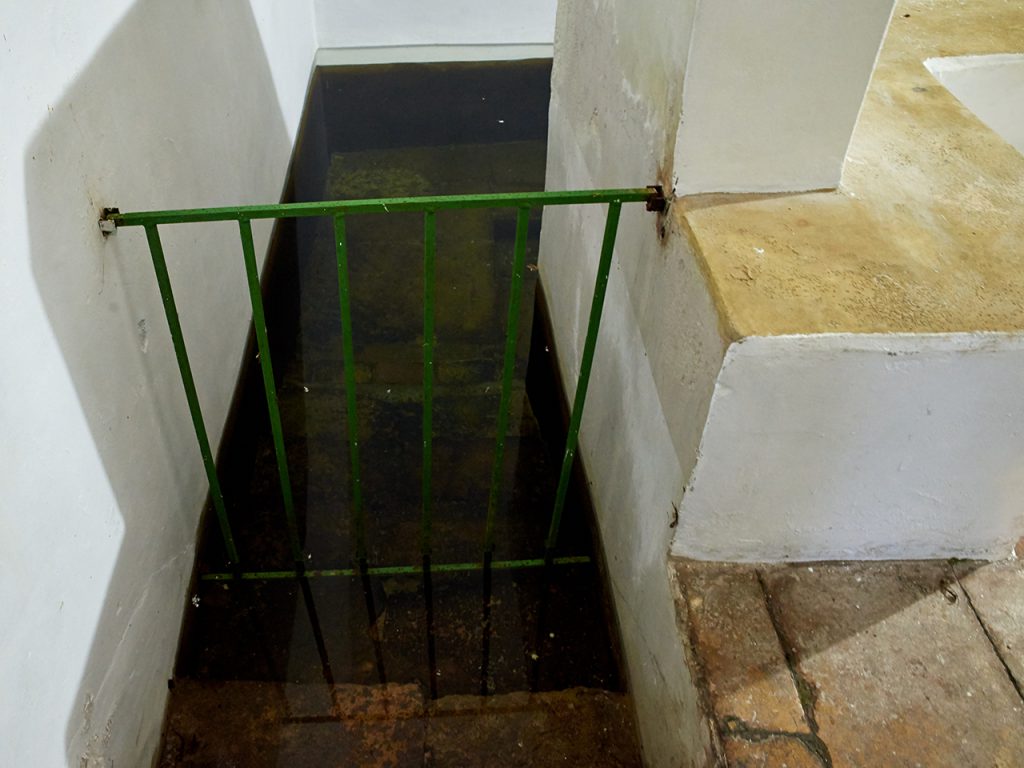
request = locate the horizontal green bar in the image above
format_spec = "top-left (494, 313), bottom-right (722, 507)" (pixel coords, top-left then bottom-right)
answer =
top-left (107, 189), bottom-right (653, 228)
top-left (199, 555), bottom-right (590, 581)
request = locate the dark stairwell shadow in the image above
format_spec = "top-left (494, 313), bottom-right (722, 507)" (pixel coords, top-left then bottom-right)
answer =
top-left (24, 1), bottom-right (296, 763)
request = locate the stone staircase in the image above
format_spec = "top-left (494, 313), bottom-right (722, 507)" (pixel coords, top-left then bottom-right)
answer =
top-left (162, 61), bottom-right (638, 767)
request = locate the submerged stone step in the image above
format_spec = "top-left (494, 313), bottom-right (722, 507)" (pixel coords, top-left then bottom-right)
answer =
top-left (276, 378), bottom-right (537, 438)
top-left (160, 679), bottom-right (640, 767)
top-left (180, 556), bottom-right (619, 695)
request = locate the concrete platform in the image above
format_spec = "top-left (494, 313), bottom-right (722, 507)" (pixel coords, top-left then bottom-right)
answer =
top-left (680, 0), bottom-right (1024, 338)
top-left (669, 0), bottom-right (1024, 561)
top-left (674, 558), bottom-right (1024, 767)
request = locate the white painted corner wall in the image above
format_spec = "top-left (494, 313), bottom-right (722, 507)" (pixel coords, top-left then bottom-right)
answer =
top-left (925, 54), bottom-right (1024, 157)
top-left (541, 1), bottom-right (723, 765)
top-left (675, 0), bottom-right (895, 194)
top-left (251, 0), bottom-right (320, 139)
top-left (674, 334), bottom-right (1024, 562)
top-left (313, 0), bottom-right (557, 49)
top-left (0, 2), bottom-right (315, 766)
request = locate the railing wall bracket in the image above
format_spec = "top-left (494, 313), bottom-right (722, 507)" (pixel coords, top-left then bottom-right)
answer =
top-left (98, 207), bottom-right (120, 235)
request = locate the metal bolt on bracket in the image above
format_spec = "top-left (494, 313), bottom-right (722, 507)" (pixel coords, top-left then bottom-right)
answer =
top-left (645, 185), bottom-right (667, 212)
top-left (98, 207), bottom-right (120, 235)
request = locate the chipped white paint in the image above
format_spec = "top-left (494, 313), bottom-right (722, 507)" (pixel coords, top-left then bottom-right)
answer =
top-left (674, 334), bottom-right (1024, 562)
top-left (926, 54), bottom-right (1024, 156)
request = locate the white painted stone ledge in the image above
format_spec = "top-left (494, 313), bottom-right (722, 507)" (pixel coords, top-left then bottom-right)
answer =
top-left (673, 333), bottom-right (1024, 562)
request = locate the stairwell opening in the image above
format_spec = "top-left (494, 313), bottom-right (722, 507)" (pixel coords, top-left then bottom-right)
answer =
top-left (157, 59), bottom-right (644, 765)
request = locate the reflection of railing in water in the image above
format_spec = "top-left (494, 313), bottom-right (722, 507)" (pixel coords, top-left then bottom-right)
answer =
top-left (102, 187), bottom-right (666, 693)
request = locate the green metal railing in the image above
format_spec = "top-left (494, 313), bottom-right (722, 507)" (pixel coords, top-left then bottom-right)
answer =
top-left (103, 187), bottom-right (665, 581)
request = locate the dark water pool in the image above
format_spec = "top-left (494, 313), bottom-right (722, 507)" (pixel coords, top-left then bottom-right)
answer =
top-left (159, 59), bottom-right (641, 767)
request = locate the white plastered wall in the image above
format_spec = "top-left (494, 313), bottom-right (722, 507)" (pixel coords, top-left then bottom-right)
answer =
top-left (674, 334), bottom-right (1024, 562)
top-left (0, 1), bottom-right (315, 765)
top-left (314, 0), bottom-right (556, 49)
top-left (674, 0), bottom-right (895, 194)
top-left (540, 1), bottom-right (725, 765)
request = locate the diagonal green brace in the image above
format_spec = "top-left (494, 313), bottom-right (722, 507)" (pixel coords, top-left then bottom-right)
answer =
top-left (545, 201), bottom-right (623, 553)
top-left (238, 219), bottom-right (304, 565)
top-left (144, 224), bottom-right (239, 564)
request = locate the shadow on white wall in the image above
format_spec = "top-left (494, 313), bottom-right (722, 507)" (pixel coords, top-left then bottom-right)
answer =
top-left (24, 1), bottom-right (295, 763)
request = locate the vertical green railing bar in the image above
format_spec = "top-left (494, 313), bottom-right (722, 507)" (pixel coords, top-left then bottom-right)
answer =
top-left (545, 201), bottom-right (623, 553)
top-left (144, 224), bottom-right (239, 564)
top-left (421, 211), bottom-right (437, 559)
top-left (483, 207), bottom-right (531, 556)
top-left (238, 219), bottom-right (303, 565)
top-left (334, 214), bottom-right (366, 564)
